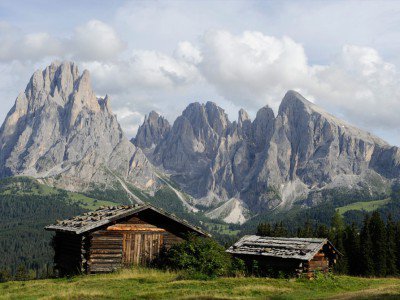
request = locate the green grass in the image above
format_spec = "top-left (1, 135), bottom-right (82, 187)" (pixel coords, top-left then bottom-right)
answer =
top-left (337, 198), bottom-right (391, 215)
top-left (0, 176), bottom-right (119, 210)
top-left (66, 193), bottom-right (118, 210)
top-left (0, 268), bottom-right (399, 299)
top-left (204, 222), bottom-right (241, 236)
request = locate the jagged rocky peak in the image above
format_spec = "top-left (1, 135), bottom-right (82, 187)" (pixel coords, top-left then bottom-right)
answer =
top-left (252, 105), bottom-right (275, 150)
top-left (26, 61), bottom-right (79, 104)
top-left (179, 101), bottom-right (230, 135)
top-left (279, 90), bottom-right (313, 110)
top-left (238, 108), bottom-right (250, 125)
top-left (0, 61), bottom-right (156, 192)
top-left (132, 111), bottom-right (171, 149)
top-left (236, 108), bottom-right (251, 137)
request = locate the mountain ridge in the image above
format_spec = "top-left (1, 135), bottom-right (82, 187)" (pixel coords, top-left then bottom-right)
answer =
top-left (1, 61), bottom-right (400, 225)
top-left (134, 90), bottom-right (400, 223)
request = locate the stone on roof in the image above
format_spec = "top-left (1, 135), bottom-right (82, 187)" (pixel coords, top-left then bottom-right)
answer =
top-left (45, 204), bottom-right (209, 236)
top-left (226, 235), bottom-right (334, 261)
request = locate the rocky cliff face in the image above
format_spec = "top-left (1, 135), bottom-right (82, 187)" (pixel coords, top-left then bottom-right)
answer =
top-left (135, 91), bottom-right (400, 223)
top-left (0, 61), bottom-right (157, 192)
top-left (131, 111), bottom-right (170, 150)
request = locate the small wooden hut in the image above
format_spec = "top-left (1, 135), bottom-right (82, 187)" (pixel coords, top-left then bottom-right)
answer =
top-left (45, 204), bottom-right (209, 275)
top-left (226, 236), bottom-right (340, 278)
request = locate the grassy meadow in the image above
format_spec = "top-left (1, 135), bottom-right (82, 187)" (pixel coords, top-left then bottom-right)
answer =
top-left (1, 268), bottom-right (400, 300)
top-left (337, 198), bottom-right (391, 215)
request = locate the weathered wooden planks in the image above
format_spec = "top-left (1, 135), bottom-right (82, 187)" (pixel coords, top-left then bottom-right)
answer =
top-left (52, 207), bottom-right (207, 275)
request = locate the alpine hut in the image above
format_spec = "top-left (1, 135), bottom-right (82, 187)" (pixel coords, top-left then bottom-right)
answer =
top-left (45, 204), bottom-right (209, 275)
top-left (226, 236), bottom-right (341, 278)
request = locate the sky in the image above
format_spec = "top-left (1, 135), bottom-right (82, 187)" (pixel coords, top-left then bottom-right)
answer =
top-left (1, 0), bottom-right (400, 144)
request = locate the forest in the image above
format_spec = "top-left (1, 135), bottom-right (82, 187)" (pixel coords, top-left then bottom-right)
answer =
top-left (257, 210), bottom-right (400, 277)
top-left (1, 175), bottom-right (400, 281)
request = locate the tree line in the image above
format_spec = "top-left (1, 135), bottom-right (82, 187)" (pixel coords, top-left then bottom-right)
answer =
top-left (0, 192), bottom-right (85, 282)
top-left (257, 210), bottom-right (400, 277)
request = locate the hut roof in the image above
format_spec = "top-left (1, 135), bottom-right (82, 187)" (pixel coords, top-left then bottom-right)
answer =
top-left (226, 235), bottom-right (338, 261)
top-left (45, 204), bottom-right (209, 236)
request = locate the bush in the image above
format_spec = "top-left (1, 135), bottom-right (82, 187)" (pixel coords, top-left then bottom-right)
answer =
top-left (160, 234), bottom-right (232, 278)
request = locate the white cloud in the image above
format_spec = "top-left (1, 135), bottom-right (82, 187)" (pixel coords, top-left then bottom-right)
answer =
top-left (0, 23), bottom-right (61, 61)
top-left (312, 45), bottom-right (400, 129)
top-left (0, 20), bottom-right (123, 62)
top-left (1, 4), bottom-right (400, 145)
top-left (113, 107), bottom-right (144, 138)
top-left (82, 48), bottom-right (201, 92)
top-left (69, 20), bottom-right (125, 60)
top-left (174, 41), bottom-right (202, 64)
top-left (190, 30), bottom-right (400, 139)
top-left (199, 30), bottom-right (310, 111)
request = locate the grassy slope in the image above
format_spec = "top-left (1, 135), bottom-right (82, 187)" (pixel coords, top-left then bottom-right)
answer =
top-left (337, 198), bottom-right (391, 215)
top-left (1, 268), bottom-right (400, 300)
top-left (0, 176), bottom-right (119, 210)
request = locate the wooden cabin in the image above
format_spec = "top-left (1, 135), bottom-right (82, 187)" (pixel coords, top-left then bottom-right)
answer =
top-left (45, 204), bottom-right (209, 275)
top-left (226, 236), bottom-right (340, 278)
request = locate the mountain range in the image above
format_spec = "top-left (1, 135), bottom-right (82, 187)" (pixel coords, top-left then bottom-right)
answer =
top-left (1, 61), bottom-right (399, 224)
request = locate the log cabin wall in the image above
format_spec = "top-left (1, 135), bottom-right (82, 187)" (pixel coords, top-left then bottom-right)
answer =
top-left (232, 250), bottom-right (330, 278)
top-left (233, 254), bottom-right (303, 277)
top-left (304, 249), bottom-right (330, 276)
top-left (121, 211), bottom-right (186, 248)
top-left (86, 211), bottom-right (190, 273)
top-left (53, 232), bottom-right (82, 276)
top-left (87, 230), bottom-right (123, 273)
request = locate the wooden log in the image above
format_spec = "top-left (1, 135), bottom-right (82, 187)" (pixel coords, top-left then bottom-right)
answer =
top-left (90, 258), bottom-right (122, 263)
top-left (90, 253), bottom-right (123, 258)
top-left (90, 249), bottom-right (122, 253)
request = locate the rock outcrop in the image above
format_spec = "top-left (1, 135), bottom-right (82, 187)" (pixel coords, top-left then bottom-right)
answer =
top-left (0, 61), bottom-right (156, 192)
top-left (131, 111), bottom-right (170, 150)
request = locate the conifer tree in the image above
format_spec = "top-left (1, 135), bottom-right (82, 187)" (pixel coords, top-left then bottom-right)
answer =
top-left (272, 222), bottom-right (288, 237)
top-left (257, 223), bottom-right (272, 236)
top-left (385, 214), bottom-right (398, 275)
top-left (15, 264), bottom-right (29, 281)
top-left (396, 222), bottom-right (400, 273)
top-left (344, 223), bottom-right (360, 275)
top-left (369, 211), bottom-right (387, 276)
top-left (0, 268), bottom-right (11, 283)
top-left (315, 224), bottom-right (329, 238)
top-left (331, 211), bottom-right (348, 273)
top-left (298, 220), bottom-right (313, 238)
top-left (360, 215), bottom-right (374, 276)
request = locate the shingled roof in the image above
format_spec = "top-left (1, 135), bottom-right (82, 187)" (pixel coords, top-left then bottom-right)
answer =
top-left (45, 204), bottom-right (209, 236)
top-left (226, 235), bottom-right (338, 261)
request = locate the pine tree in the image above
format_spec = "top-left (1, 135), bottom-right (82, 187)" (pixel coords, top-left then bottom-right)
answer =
top-left (298, 220), bottom-right (313, 238)
top-left (0, 268), bottom-right (11, 283)
top-left (272, 222), bottom-right (288, 237)
top-left (14, 264), bottom-right (29, 281)
top-left (385, 214), bottom-right (398, 275)
top-left (369, 211), bottom-right (387, 276)
top-left (257, 222), bottom-right (272, 236)
top-left (331, 211), bottom-right (348, 274)
top-left (344, 223), bottom-right (360, 275)
top-left (396, 222), bottom-right (400, 273)
top-left (360, 215), bottom-right (374, 276)
top-left (315, 224), bottom-right (329, 238)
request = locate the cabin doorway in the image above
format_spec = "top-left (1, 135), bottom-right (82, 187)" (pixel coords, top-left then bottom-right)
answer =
top-left (122, 233), bottom-right (164, 266)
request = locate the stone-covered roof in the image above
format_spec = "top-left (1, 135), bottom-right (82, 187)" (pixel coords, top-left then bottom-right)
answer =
top-left (226, 235), bottom-right (337, 261)
top-left (45, 204), bottom-right (209, 236)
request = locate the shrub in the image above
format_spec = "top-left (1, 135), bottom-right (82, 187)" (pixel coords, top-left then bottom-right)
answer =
top-left (160, 234), bottom-right (232, 278)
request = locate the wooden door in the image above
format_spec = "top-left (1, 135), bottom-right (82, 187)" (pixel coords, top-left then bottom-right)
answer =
top-left (122, 233), bottom-right (163, 266)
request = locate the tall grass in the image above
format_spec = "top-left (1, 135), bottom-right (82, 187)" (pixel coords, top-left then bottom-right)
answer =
top-left (1, 268), bottom-right (400, 299)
